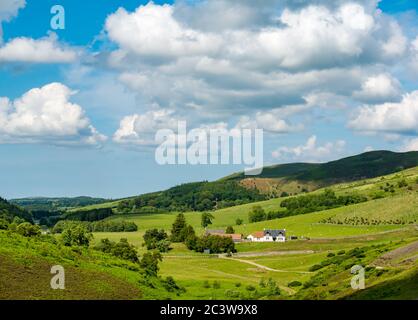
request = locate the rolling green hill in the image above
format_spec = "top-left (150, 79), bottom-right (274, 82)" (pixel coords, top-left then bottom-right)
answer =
top-left (10, 196), bottom-right (110, 211)
top-left (73, 151), bottom-right (418, 213)
top-left (226, 151), bottom-right (418, 182)
top-left (0, 197), bottom-right (32, 222)
top-left (224, 151), bottom-right (418, 196)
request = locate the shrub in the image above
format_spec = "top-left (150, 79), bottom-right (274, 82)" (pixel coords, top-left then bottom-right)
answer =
top-left (203, 280), bottom-right (210, 288)
top-left (309, 264), bottom-right (323, 271)
top-left (193, 235), bottom-right (236, 254)
top-left (225, 290), bottom-right (240, 298)
top-left (248, 206), bottom-right (266, 223)
top-left (288, 280), bottom-right (302, 287)
top-left (140, 251), bottom-right (162, 277)
top-left (162, 276), bottom-right (185, 294)
top-left (95, 238), bottom-right (139, 263)
top-left (213, 281), bottom-right (221, 289)
top-left (201, 212), bottom-right (214, 228)
top-left (397, 180), bottom-right (408, 188)
top-left (225, 226), bottom-right (235, 234)
top-left (235, 218), bottom-right (243, 225)
top-left (61, 224), bottom-right (92, 247)
top-left (0, 218), bottom-right (9, 230)
top-left (327, 252), bottom-right (335, 257)
top-left (16, 222), bottom-right (41, 237)
top-left (143, 229), bottom-right (170, 251)
top-left (235, 282), bottom-right (242, 288)
top-left (246, 285), bottom-right (256, 291)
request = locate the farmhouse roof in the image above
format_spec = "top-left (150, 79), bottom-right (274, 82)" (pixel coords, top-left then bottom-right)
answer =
top-left (251, 231), bottom-right (265, 238)
top-left (264, 229), bottom-right (286, 237)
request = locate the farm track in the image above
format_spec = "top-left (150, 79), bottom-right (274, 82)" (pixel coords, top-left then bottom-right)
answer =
top-left (164, 250), bottom-right (314, 259)
top-left (219, 256), bottom-right (313, 274)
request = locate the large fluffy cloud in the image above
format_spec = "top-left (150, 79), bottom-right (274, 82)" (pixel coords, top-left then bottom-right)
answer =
top-left (103, 1), bottom-right (408, 127)
top-left (0, 33), bottom-right (77, 63)
top-left (353, 73), bottom-right (401, 103)
top-left (0, 83), bottom-right (106, 145)
top-left (113, 109), bottom-right (179, 145)
top-left (349, 91), bottom-right (418, 135)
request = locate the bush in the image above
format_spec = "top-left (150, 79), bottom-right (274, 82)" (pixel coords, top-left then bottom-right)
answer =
top-left (143, 229), bottom-right (170, 252)
top-left (192, 235), bottom-right (236, 254)
top-left (235, 282), bottom-right (242, 288)
top-left (225, 226), bottom-right (235, 234)
top-left (201, 212), bottom-right (214, 228)
top-left (309, 264), bottom-right (323, 271)
top-left (225, 290), bottom-right (240, 298)
top-left (0, 218), bottom-right (9, 230)
top-left (213, 281), bottom-right (221, 289)
top-left (327, 252), bottom-right (335, 257)
top-left (203, 280), bottom-right (210, 288)
top-left (61, 224), bottom-right (92, 247)
top-left (288, 280), bottom-right (302, 287)
top-left (16, 222), bottom-right (41, 237)
top-left (398, 180), bottom-right (408, 188)
top-left (246, 285), bottom-right (256, 291)
top-left (235, 218), bottom-right (243, 225)
top-left (248, 206), bottom-right (266, 223)
top-left (140, 251), bottom-right (162, 277)
top-left (162, 276), bottom-right (185, 294)
top-left (95, 238), bottom-right (139, 263)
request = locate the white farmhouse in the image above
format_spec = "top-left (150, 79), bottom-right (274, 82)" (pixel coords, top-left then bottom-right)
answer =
top-left (247, 229), bottom-right (286, 242)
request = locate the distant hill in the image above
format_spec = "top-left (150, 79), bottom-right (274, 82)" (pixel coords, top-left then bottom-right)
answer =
top-left (68, 151), bottom-right (418, 214)
top-left (10, 196), bottom-right (109, 211)
top-left (0, 197), bottom-right (32, 222)
top-left (223, 151), bottom-right (418, 196)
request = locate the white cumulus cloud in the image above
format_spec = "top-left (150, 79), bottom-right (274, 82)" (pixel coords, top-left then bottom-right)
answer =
top-left (0, 83), bottom-right (106, 145)
top-left (272, 135), bottom-right (346, 162)
top-left (0, 33), bottom-right (77, 63)
top-left (349, 90), bottom-right (418, 135)
top-left (353, 73), bottom-right (401, 103)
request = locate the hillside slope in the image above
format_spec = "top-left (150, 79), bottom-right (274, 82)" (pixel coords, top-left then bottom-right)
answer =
top-left (224, 151), bottom-right (418, 196)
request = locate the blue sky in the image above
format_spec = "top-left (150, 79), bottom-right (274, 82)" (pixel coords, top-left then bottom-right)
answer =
top-left (0, 0), bottom-right (418, 199)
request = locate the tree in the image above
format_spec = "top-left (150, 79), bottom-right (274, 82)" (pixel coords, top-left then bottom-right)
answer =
top-left (201, 212), bottom-right (214, 228)
top-left (95, 238), bottom-right (139, 263)
top-left (0, 218), bottom-right (9, 230)
top-left (248, 206), bottom-right (266, 223)
top-left (143, 229), bottom-right (170, 251)
top-left (61, 224), bottom-right (92, 247)
top-left (110, 238), bottom-right (139, 263)
top-left (235, 218), bottom-right (243, 225)
top-left (181, 225), bottom-right (196, 241)
top-left (225, 226), bottom-right (235, 234)
top-left (16, 222), bottom-right (41, 237)
top-left (140, 251), bottom-right (163, 277)
top-left (171, 213), bottom-right (187, 242)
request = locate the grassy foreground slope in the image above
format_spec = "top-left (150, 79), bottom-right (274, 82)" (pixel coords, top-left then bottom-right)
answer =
top-left (0, 231), bottom-right (181, 300)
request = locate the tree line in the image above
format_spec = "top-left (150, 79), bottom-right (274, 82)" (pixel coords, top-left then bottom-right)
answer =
top-left (116, 180), bottom-right (265, 213)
